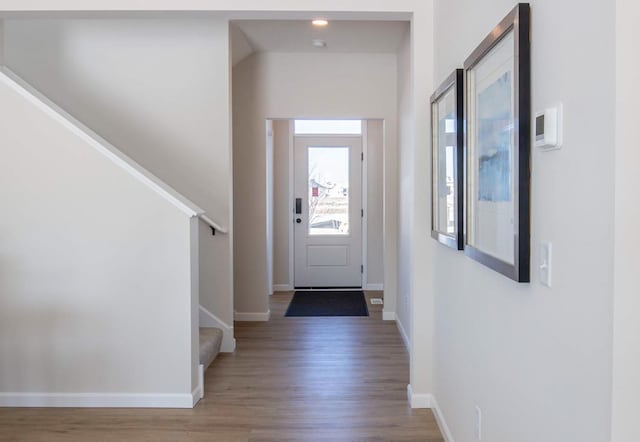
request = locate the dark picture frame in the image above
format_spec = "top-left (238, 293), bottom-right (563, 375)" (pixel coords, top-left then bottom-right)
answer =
top-left (430, 69), bottom-right (464, 250)
top-left (463, 3), bottom-right (531, 282)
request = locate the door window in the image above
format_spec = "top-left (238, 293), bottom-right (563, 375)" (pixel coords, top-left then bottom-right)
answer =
top-left (308, 146), bottom-right (350, 236)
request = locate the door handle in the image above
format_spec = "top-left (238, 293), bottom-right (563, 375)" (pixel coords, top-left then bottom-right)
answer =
top-left (295, 198), bottom-right (302, 214)
top-left (296, 218), bottom-right (302, 224)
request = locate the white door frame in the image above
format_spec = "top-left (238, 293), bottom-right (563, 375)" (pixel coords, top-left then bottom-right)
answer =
top-left (265, 120), bottom-right (274, 295)
top-left (287, 120), bottom-right (295, 291)
top-left (270, 119), bottom-right (372, 292)
top-left (361, 120), bottom-right (369, 290)
top-left (286, 122), bottom-right (368, 290)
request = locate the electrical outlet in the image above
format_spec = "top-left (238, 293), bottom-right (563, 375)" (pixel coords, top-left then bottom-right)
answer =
top-left (475, 406), bottom-right (482, 440)
top-left (370, 298), bottom-right (383, 305)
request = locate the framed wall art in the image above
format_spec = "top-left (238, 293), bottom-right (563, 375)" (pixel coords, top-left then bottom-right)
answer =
top-left (463, 3), bottom-right (531, 282)
top-left (431, 69), bottom-right (464, 250)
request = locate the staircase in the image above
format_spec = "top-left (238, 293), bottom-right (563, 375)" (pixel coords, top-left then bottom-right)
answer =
top-left (199, 327), bottom-right (223, 370)
top-left (0, 66), bottom-right (232, 409)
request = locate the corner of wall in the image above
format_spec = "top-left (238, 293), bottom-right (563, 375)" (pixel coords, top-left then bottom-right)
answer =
top-left (406, 384), bottom-right (432, 408)
top-left (226, 18), bottom-right (237, 344)
top-left (395, 314), bottom-right (410, 351)
top-left (406, 385), bottom-right (455, 442)
top-left (612, 2), bottom-right (640, 440)
top-left (408, 1), bottom-right (436, 401)
top-left (430, 394), bottom-right (455, 442)
top-left (190, 216), bottom-right (201, 394)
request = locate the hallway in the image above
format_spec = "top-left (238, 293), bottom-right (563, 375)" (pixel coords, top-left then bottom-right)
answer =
top-left (0, 293), bottom-right (443, 441)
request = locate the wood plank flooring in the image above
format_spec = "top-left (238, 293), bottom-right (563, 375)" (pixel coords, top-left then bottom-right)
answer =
top-left (0, 292), bottom-right (444, 441)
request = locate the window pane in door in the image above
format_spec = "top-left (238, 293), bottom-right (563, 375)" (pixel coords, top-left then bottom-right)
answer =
top-left (308, 147), bottom-right (349, 235)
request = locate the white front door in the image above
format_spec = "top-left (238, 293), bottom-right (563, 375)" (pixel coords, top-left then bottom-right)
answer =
top-left (294, 136), bottom-right (363, 288)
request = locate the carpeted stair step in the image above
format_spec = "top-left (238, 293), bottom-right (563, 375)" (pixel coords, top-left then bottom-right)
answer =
top-left (199, 327), bottom-right (223, 371)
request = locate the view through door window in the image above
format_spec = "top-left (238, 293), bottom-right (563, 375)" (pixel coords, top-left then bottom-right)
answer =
top-left (308, 146), bottom-right (350, 235)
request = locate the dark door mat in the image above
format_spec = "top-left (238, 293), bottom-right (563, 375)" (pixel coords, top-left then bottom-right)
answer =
top-left (285, 291), bottom-right (369, 317)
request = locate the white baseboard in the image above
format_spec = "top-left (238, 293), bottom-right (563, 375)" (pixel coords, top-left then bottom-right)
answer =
top-left (365, 283), bottom-right (384, 291)
top-left (199, 305), bottom-right (236, 353)
top-left (191, 385), bottom-right (201, 407)
top-left (396, 317), bottom-right (410, 351)
top-left (234, 309), bottom-right (271, 322)
top-left (406, 384), bottom-right (432, 408)
top-left (382, 310), bottom-right (396, 321)
top-left (0, 391), bottom-right (198, 408)
top-left (431, 395), bottom-right (455, 442)
top-left (197, 364), bottom-right (205, 401)
top-left (405, 382), bottom-right (454, 442)
top-left (273, 284), bottom-right (293, 292)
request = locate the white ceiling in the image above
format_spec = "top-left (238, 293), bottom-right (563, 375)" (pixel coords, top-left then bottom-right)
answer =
top-left (231, 20), bottom-right (409, 66)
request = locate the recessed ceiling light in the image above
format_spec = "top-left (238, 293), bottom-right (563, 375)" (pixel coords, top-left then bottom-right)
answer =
top-left (311, 39), bottom-right (327, 48)
top-left (312, 19), bottom-right (329, 27)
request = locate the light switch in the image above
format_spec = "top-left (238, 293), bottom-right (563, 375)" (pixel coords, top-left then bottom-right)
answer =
top-left (539, 241), bottom-right (552, 287)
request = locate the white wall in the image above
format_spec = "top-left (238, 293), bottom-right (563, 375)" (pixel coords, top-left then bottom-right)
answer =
top-left (396, 26), bottom-right (412, 344)
top-left (272, 120), bottom-right (291, 289)
top-left (365, 119), bottom-right (385, 288)
top-left (396, 6), bottom-right (436, 405)
top-left (0, 0), bottom-right (437, 412)
top-left (0, 71), bottom-right (198, 404)
top-left (233, 51), bottom-right (400, 315)
top-left (270, 119), bottom-right (384, 291)
top-left (612, 1), bottom-right (640, 440)
top-left (433, 1), bottom-right (615, 441)
top-left (0, 19), bottom-right (4, 65)
top-left (3, 18), bottom-right (234, 333)
top-left (266, 119), bottom-right (274, 295)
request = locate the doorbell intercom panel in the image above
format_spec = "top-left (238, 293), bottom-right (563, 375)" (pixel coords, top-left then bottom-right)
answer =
top-left (535, 103), bottom-right (563, 150)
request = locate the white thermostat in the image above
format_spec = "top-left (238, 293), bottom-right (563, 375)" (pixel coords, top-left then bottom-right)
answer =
top-left (535, 103), bottom-right (562, 150)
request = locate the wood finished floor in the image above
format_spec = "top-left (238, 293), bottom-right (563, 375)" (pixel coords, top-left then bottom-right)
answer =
top-left (0, 292), bottom-right (443, 442)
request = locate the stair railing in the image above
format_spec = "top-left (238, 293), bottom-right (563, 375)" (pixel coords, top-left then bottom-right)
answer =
top-left (199, 214), bottom-right (228, 236)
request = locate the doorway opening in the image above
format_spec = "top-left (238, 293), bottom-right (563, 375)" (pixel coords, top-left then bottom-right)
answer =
top-left (266, 119), bottom-right (384, 293)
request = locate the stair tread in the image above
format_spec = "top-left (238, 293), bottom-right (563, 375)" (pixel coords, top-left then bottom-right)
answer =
top-left (199, 327), bottom-right (223, 370)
